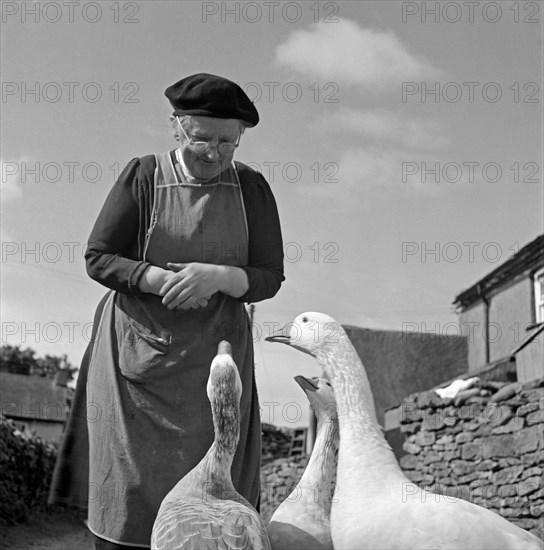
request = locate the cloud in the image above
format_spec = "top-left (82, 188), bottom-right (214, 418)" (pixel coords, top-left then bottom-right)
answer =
top-left (274, 18), bottom-right (442, 91)
top-left (335, 146), bottom-right (444, 198)
top-left (278, 146), bottom-right (415, 200)
top-left (338, 146), bottom-right (402, 191)
top-left (1, 158), bottom-right (25, 203)
top-left (273, 143), bottom-right (443, 202)
top-left (311, 107), bottom-right (448, 151)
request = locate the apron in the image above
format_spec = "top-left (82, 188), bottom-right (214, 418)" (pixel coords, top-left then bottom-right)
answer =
top-left (87, 153), bottom-right (261, 547)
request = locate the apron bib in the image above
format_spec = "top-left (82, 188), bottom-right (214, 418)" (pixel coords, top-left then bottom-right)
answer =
top-left (87, 153), bottom-right (260, 547)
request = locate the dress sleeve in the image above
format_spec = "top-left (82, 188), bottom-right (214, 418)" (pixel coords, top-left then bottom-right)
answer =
top-left (236, 163), bottom-right (285, 303)
top-left (84, 158), bottom-right (153, 295)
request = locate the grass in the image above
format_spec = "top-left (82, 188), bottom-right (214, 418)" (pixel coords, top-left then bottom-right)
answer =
top-left (0, 507), bottom-right (93, 550)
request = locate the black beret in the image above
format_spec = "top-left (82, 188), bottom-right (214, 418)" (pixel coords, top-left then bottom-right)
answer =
top-left (164, 73), bottom-right (259, 127)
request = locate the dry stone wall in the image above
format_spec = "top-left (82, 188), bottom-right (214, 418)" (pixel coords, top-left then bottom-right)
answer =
top-left (261, 422), bottom-right (293, 465)
top-left (260, 455), bottom-right (309, 524)
top-left (398, 378), bottom-right (544, 539)
top-left (260, 423), bottom-right (305, 522)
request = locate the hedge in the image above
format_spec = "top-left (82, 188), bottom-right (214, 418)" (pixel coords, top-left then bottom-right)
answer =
top-left (0, 415), bottom-right (58, 524)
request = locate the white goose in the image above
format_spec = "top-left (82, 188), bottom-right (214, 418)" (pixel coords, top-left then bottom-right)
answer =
top-left (266, 312), bottom-right (543, 550)
top-left (267, 376), bottom-right (339, 550)
top-left (151, 341), bottom-right (271, 550)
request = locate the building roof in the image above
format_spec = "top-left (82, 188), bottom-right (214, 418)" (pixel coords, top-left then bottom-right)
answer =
top-left (0, 372), bottom-right (68, 422)
top-left (453, 234), bottom-right (544, 310)
top-left (343, 326), bottom-right (468, 424)
top-left (511, 322), bottom-right (544, 356)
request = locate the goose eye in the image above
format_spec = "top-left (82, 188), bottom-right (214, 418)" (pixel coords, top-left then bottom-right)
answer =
top-left (302, 316), bottom-right (308, 323)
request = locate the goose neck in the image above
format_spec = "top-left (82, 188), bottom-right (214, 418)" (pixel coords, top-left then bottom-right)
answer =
top-left (309, 415), bottom-right (338, 476)
top-left (316, 345), bottom-right (386, 443)
top-left (309, 416), bottom-right (339, 503)
top-left (210, 399), bottom-right (240, 460)
top-left (292, 415), bottom-right (338, 516)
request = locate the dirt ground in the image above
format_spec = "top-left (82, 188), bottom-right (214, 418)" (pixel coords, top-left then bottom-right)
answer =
top-left (0, 508), bottom-right (93, 550)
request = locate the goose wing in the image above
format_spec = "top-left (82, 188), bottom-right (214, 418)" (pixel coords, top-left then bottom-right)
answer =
top-left (152, 499), bottom-right (271, 550)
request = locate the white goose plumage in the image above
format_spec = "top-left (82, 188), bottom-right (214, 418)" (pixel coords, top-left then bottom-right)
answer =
top-left (268, 376), bottom-right (339, 550)
top-left (151, 340), bottom-right (271, 550)
top-left (266, 312), bottom-right (543, 550)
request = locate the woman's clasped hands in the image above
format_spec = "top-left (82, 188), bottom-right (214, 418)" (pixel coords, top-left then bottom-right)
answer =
top-left (160, 262), bottom-right (218, 310)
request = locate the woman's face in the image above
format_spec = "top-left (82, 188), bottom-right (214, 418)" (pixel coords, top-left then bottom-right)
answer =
top-left (178, 116), bottom-right (241, 182)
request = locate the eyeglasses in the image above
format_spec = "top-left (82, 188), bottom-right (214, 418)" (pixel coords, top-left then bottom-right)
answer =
top-left (176, 117), bottom-right (240, 155)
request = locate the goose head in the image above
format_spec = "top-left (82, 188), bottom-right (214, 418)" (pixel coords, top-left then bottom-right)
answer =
top-left (266, 312), bottom-right (343, 358)
top-left (295, 375), bottom-right (337, 422)
top-left (207, 340), bottom-right (242, 408)
top-left (268, 312), bottom-right (379, 426)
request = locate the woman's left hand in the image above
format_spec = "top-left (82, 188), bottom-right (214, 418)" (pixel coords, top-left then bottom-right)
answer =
top-left (160, 262), bottom-right (219, 310)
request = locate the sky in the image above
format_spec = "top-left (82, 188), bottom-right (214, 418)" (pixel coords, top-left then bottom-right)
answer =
top-left (1, 0), bottom-right (543, 427)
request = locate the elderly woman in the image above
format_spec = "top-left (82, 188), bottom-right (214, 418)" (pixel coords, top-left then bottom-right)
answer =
top-left (49, 73), bottom-right (284, 549)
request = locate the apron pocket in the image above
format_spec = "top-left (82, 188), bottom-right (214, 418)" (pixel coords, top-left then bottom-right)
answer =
top-left (118, 319), bottom-right (171, 382)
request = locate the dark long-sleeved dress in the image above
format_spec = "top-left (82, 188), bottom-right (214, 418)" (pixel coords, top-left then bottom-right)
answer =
top-left (49, 152), bottom-right (284, 547)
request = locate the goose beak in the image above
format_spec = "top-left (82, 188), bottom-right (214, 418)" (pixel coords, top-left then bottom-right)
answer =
top-left (266, 325), bottom-right (315, 356)
top-left (217, 340), bottom-right (232, 356)
top-left (294, 375), bottom-right (319, 394)
top-left (265, 327), bottom-right (291, 345)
